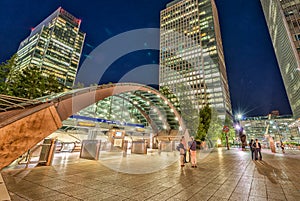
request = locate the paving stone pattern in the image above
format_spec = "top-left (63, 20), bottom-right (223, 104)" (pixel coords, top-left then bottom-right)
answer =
top-left (1, 148), bottom-right (300, 201)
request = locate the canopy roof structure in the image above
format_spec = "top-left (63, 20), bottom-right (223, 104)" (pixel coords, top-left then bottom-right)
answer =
top-left (0, 83), bottom-right (185, 169)
top-left (37, 83), bottom-right (182, 134)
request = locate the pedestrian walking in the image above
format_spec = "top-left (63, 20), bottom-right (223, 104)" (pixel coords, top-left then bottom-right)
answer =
top-left (249, 139), bottom-right (255, 160)
top-left (181, 136), bottom-right (188, 163)
top-left (280, 141), bottom-right (285, 154)
top-left (252, 139), bottom-right (262, 160)
top-left (188, 137), bottom-right (197, 168)
top-left (176, 139), bottom-right (186, 167)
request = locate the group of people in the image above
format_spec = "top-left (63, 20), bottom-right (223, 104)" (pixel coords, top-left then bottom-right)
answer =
top-left (249, 139), bottom-right (262, 160)
top-left (176, 136), bottom-right (197, 168)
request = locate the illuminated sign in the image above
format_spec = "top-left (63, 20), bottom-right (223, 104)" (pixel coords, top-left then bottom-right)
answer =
top-left (70, 115), bottom-right (144, 128)
top-left (136, 128), bottom-right (145, 132)
top-left (77, 122), bottom-right (96, 127)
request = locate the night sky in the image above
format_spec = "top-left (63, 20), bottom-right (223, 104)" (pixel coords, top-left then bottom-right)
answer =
top-left (0, 0), bottom-right (292, 117)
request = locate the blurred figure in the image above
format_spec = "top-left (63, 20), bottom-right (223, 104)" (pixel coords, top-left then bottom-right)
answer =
top-left (176, 139), bottom-right (186, 167)
top-left (249, 139), bottom-right (255, 160)
top-left (280, 141), bottom-right (285, 154)
top-left (201, 141), bottom-right (207, 150)
top-left (181, 136), bottom-right (188, 163)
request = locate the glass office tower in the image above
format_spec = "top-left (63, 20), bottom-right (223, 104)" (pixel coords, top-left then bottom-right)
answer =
top-left (260, 0), bottom-right (300, 119)
top-left (16, 7), bottom-right (85, 89)
top-left (159, 0), bottom-right (232, 124)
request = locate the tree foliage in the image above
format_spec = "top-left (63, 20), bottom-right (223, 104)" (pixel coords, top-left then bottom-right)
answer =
top-left (0, 54), bottom-right (17, 92)
top-left (196, 106), bottom-right (235, 147)
top-left (0, 54), bottom-right (64, 99)
top-left (224, 117), bottom-right (236, 145)
top-left (73, 82), bottom-right (85, 89)
top-left (196, 104), bottom-right (211, 141)
top-left (207, 108), bottom-right (223, 143)
top-left (215, 116), bottom-right (235, 146)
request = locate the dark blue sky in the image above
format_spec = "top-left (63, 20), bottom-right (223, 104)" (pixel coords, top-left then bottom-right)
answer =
top-left (0, 0), bottom-right (292, 117)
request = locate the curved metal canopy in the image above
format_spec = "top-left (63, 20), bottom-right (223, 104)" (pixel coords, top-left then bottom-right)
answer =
top-left (38, 83), bottom-right (184, 134)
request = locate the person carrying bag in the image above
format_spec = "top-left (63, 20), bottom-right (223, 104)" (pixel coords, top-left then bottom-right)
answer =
top-left (188, 137), bottom-right (197, 168)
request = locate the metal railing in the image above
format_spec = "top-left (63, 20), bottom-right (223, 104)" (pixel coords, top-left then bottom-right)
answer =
top-left (17, 143), bottom-right (52, 168)
top-left (0, 94), bottom-right (42, 112)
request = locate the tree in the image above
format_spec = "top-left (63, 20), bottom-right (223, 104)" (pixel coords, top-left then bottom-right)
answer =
top-left (196, 104), bottom-right (211, 142)
top-left (207, 108), bottom-right (223, 145)
top-left (0, 54), bottom-right (64, 99)
top-left (224, 117), bottom-right (236, 145)
top-left (0, 54), bottom-right (17, 93)
top-left (73, 82), bottom-right (85, 89)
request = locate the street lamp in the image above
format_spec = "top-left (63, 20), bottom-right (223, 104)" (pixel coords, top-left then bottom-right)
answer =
top-left (235, 124), bottom-right (241, 130)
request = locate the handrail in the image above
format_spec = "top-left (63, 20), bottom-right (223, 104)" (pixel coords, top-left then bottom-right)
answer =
top-left (18, 143), bottom-right (52, 168)
top-left (0, 94), bottom-right (43, 112)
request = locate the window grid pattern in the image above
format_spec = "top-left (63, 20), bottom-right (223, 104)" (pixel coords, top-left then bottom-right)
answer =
top-left (159, 0), bottom-right (232, 120)
top-left (261, 0), bottom-right (300, 118)
top-left (16, 7), bottom-right (85, 89)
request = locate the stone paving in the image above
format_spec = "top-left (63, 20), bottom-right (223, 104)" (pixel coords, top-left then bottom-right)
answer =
top-left (1, 148), bottom-right (300, 201)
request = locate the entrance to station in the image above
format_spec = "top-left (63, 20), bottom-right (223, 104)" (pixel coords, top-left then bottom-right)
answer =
top-left (79, 128), bottom-right (156, 159)
top-left (7, 127), bottom-right (181, 174)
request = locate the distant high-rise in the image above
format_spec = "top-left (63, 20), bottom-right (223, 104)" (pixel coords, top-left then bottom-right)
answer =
top-left (16, 7), bottom-right (85, 89)
top-left (260, 0), bottom-right (300, 119)
top-left (159, 0), bottom-right (232, 123)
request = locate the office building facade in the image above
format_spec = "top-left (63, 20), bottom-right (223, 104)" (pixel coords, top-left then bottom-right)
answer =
top-left (260, 0), bottom-right (300, 119)
top-left (16, 7), bottom-right (85, 88)
top-left (159, 0), bottom-right (232, 125)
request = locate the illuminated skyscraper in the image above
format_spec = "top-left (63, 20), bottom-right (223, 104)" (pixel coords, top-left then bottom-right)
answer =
top-left (260, 0), bottom-right (300, 119)
top-left (159, 0), bottom-right (232, 122)
top-left (16, 7), bottom-right (85, 89)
